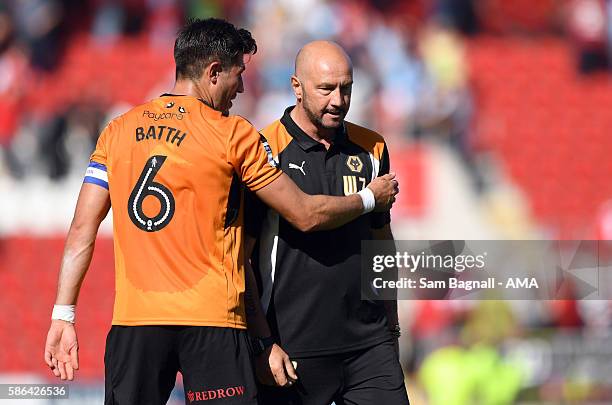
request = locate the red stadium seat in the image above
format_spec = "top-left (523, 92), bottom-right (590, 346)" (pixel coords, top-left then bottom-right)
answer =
top-left (468, 37), bottom-right (612, 237)
top-left (0, 237), bottom-right (114, 378)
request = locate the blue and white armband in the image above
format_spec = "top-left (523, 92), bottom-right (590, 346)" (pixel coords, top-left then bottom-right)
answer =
top-left (83, 161), bottom-right (108, 189)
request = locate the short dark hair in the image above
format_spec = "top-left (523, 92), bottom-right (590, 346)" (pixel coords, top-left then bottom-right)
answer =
top-left (174, 18), bottom-right (257, 80)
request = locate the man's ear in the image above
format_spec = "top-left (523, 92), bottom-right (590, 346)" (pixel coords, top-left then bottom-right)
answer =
top-left (207, 61), bottom-right (223, 84)
top-left (291, 75), bottom-right (302, 102)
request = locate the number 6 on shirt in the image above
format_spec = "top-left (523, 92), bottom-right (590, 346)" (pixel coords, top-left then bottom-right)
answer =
top-left (128, 155), bottom-right (175, 232)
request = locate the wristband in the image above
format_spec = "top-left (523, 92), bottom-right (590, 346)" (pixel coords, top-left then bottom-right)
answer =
top-left (52, 304), bottom-right (76, 323)
top-left (357, 187), bottom-right (376, 214)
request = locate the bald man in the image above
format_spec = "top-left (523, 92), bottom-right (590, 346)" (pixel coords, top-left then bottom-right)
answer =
top-left (245, 41), bottom-right (410, 405)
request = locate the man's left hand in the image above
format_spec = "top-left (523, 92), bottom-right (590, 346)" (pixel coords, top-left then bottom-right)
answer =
top-left (255, 344), bottom-right (298, 387)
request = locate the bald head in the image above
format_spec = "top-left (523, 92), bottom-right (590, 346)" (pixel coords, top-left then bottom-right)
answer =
top-left (294, 41), bottom-right (353, 80)
top-left (290, 41), bottom-right (353, 136)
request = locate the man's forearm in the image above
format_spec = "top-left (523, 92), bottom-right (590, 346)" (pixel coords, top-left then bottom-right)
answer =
top-left (54, 183), bottom-right (110, 306)
top-left (55, 223), bottom-right (98, 305)
top-left (304, 193), bottom-right (364, 232)
top-left (244, 259), bottom-right (272, 338)
top-left (254, 173), bottom-right (397, 233)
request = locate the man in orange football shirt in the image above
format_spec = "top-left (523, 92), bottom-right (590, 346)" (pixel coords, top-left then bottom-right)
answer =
top-left (43, 18), bottom-right (398, 405)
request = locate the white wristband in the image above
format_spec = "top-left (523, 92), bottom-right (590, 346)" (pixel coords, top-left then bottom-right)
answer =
top-left (357, 187), bottom-right (376, 214)
top-left (52, 305), bottom-right (76, 323)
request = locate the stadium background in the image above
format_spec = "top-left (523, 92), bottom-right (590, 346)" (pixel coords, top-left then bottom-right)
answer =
top-left (1, 0), bottom-right (611, 403)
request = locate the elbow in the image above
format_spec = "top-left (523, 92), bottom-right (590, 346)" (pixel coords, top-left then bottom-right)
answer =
top-left (294, 215), bottom-right (319, 233)
top-left (285, 195), bottom-right (322, 232)
top-left (68, 221), bottom-right (97, 243)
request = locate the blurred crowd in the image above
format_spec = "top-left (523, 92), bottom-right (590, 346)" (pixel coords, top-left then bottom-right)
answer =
top-left (402, 298), bottom-right (612, 404)
top-left (0, 0), bottom-right (510, 186)
top-left (1, 0), bottom-right (611, 189)
top-left (1, 0), bottom-right (612, 180)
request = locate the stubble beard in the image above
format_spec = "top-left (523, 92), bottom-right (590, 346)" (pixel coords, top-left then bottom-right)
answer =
top-left (302, 94), bottom-right (343, 131)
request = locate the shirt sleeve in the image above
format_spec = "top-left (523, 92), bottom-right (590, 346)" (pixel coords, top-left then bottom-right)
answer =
top-left (84, 121), bottom-right (112, 189)
top-left (227, 117), bottom-right (282, 191)
top-left (371, 143), bottom-right (391, 229)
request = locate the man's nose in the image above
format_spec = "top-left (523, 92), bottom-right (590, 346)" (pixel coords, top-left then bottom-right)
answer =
top-left (330, 88), bottom-right (343, 107)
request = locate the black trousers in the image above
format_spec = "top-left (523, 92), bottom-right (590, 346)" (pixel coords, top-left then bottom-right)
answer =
top-left (258, 340), bottom-right (409, 405)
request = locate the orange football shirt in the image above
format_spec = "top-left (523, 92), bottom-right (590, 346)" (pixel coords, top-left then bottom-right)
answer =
top-left (89, 95), bottom-right (281, 328)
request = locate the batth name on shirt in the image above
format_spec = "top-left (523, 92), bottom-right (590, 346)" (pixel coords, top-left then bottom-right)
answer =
top-left (135, 125), bottom-right (188, 147)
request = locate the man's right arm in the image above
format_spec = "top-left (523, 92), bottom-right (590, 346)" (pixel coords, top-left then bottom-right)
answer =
top-left (228, 119), bottom-right (398, 232)
top-left (254, 172), bottom-right (398, 233)
top-left (44, 183), bottom-right (111, 381)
